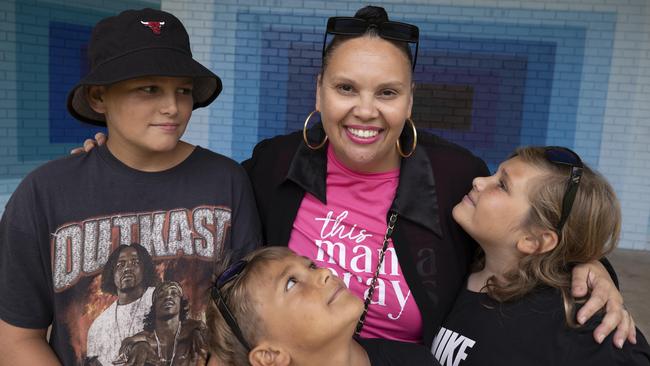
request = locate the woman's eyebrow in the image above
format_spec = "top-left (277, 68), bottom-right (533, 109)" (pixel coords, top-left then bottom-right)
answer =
top-left (376, 81), bottom-right (407, 89)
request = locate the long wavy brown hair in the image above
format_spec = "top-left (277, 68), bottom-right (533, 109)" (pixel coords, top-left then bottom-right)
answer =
top-left (476, 146), bottom-right (621, 325)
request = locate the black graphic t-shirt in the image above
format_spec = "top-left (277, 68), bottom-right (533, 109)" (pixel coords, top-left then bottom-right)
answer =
top-left (0, 145), bottom-right (261, 365)
top-left (434, 286), bottom-right (650, 366)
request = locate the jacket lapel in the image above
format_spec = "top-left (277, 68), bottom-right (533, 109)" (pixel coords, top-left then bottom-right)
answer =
top-left (392, 146), bottom-right (442, 237)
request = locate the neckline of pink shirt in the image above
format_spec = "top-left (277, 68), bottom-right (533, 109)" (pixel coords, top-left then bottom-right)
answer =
top-left (327, 144), bottom-right (400, 180)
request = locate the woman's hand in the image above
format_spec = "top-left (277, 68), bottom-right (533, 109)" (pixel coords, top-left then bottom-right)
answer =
top-left (571, 260), bottom-right (636, 348)
top-left (70, 132), bottom-right (107, 154)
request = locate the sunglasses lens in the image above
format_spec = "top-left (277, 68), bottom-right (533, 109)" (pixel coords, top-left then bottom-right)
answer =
top-left (216, 259), bottom-right (248, 288)
top-left (542, 146), bottom-right (584, 233)
top-left (328, 17), bottom-right (369, 34)
top-left (380, 22), bottom-right (419, 42)
top-left (544, 147), bottom-right (581, 166)
top-left (323, 17), bottom-right (419, 70)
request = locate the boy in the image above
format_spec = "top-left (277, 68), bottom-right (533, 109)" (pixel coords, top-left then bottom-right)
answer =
top-left (207, 247), bottom-right (438, 366)
top-left (0, 8), bottom-right (260, 365)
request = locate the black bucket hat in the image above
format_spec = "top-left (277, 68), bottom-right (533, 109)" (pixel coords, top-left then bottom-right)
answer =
top-left (67, 8), bottom-right (222, 126)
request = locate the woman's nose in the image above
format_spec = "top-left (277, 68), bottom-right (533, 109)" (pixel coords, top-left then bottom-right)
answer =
top-left (353, 94), bottom-right (379, 121)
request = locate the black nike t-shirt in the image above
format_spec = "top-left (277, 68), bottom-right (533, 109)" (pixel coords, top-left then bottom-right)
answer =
top-left (434, 286), bottom-right (650, 366)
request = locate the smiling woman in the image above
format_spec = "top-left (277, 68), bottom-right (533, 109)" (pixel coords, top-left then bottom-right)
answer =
top-left (244, 6), bottom-right (451, 345)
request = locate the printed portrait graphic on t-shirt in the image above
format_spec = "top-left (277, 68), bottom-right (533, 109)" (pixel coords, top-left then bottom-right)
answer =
top-left (112, 281), bottom-right (208, 366)
top-left (51, 206), bottom-right (227, 365)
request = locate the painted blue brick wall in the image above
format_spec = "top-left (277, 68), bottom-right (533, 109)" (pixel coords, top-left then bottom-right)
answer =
top-left (0, 0), bottom-right (160, 215)
top-left (1, 0), bottom-right (649, 250)
top-left (49, 22), bottom-right (106, 144)
top-left (201, 0), bottom-right (647, 250)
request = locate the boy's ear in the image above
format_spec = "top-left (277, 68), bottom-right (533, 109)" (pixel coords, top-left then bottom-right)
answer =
top-left (86, 86), bottom-right (107, 114)
top-left (249, 342), bottom-right (290, 366)
top-left (516, 229), bottom-right (558, 255)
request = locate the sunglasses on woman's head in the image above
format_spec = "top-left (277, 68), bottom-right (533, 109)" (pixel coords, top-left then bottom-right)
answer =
top-left (211, 259), bottom-right (252, 351)
top-left (543, 146), bottom-right (584, 234)
top-left (323, 17), bottom-right (420, 69)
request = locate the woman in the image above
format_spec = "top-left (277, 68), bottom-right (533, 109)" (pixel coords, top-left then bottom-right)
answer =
top-left (241, 5), bottom-right (633, 348)
top-left (433, 146), bottom-right (650, 365)
top-left (77, 5), bottom-right (633, 349)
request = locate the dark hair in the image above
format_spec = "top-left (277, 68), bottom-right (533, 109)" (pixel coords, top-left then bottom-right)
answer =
top-left (321, 6), bottom-right (414, 74)
top-left (143, 282), bottom-right (190, 332)
top-left (101, 243), bottom-right (156, 295)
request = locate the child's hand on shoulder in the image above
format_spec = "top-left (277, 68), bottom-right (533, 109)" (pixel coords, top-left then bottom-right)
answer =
top-left (70, 132), bottom-right (107, 154)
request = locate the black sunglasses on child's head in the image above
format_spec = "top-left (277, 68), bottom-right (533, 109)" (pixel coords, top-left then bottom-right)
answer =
top-left (322, 17), bottom-right (420, 69)
top-left (210, 259), bottom-right (252, 352)
top-left (543, 146), bottom-right (584, 234)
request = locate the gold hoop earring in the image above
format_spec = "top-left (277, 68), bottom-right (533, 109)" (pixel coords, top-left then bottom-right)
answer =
top-left (396, 118), bottom-right (417, 158)
top-left (303, 110), bottom-right (328, 150)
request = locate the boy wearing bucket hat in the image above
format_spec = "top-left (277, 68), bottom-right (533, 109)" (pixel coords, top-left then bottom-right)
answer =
top-left (0, 8), bottom-right (260, 365)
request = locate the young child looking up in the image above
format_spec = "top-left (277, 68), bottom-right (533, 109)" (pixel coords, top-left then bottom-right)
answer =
top-left (207, 246), bottom-right (438, 366)
top-left (0, 8), bottom-right (260, 365)
top-left (433, 146), bottom-right (650, 366)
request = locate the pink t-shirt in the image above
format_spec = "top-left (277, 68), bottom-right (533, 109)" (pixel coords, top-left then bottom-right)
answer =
top-left (288, 145), bottom-right (423, 343)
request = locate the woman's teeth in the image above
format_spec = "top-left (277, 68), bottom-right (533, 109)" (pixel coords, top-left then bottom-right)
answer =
top-left (347, 127), bottom-right (378, 138)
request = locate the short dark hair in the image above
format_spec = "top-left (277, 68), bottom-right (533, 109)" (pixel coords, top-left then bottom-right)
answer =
top-left (321, 6), bottom-right (414, 74)
top-left (101, 243), bottom-right (156, 295)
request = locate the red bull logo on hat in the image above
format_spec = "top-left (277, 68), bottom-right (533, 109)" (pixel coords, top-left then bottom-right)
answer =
top-left (140, 21), bottom-right (165, 34)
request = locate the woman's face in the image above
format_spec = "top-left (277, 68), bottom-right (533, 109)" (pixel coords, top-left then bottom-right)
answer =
top-left (316, 36), bottom-right (413, 173)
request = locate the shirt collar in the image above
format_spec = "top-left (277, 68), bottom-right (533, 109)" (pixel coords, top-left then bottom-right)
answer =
top-left (286, 137), bottom-right (442, 237)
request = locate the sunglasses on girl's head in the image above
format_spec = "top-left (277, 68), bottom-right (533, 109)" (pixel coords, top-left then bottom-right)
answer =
top-left (211, 259), bottom-right (252, 351)
top-left (543, 146), bottom-right (584, 234)
top-left (323, 17), bottom-right (420, 69)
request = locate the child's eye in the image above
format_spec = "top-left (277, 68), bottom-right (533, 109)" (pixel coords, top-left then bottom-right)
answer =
top-left (498, 180), bottom-right (508, 192)
top-left (140, 86), bottom-right (158, 94)
top-left (286, 277), bottom-right (297, 291)
top-left (178, 87), bottom-right (193, 95)
top-left (309, 262), bottom-right (318, 270)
